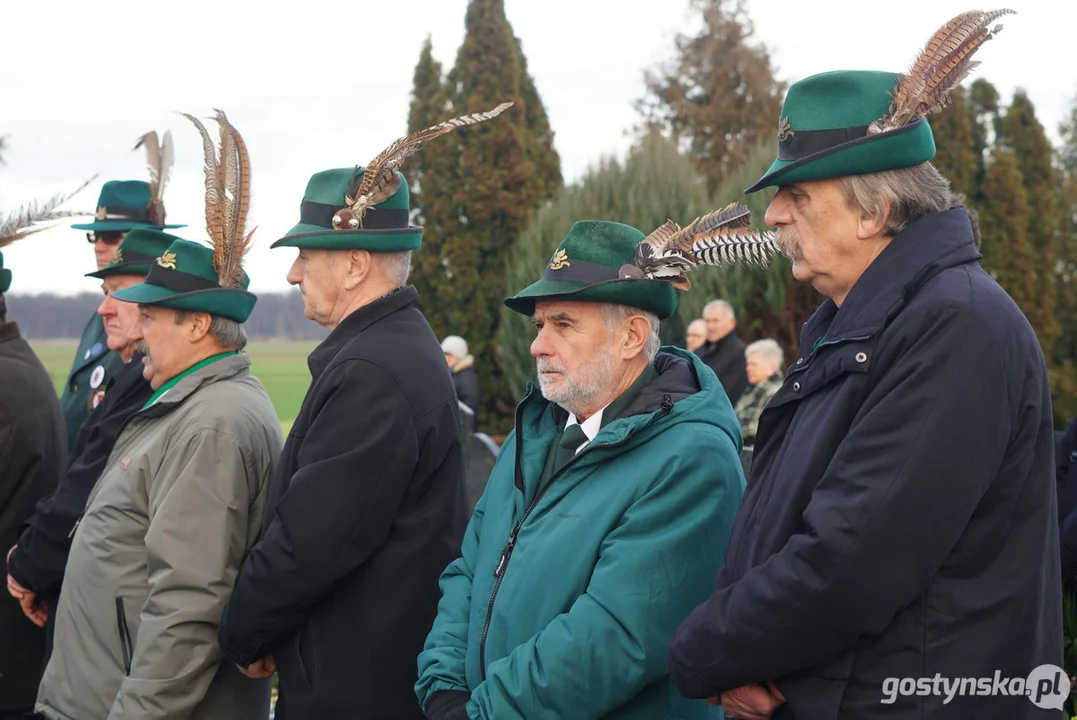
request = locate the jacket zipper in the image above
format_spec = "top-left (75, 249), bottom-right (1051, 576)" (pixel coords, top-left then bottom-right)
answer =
top-left (478, 397), bottom-right (673, 679)
top-left (115, 597), bottom-right (134, 675)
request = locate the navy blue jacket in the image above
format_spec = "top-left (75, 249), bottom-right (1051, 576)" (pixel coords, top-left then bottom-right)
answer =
top-left (668, 207), bottom-right (1062, 718)
top-left (9, 355), bottom-right (151, 598)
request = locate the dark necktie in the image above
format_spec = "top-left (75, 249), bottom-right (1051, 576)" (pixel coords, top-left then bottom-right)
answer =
top-left (552, 422), bottom-right (589, 472)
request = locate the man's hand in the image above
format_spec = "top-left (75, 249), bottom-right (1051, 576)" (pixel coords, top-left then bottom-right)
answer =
top-left (720, 682), bottom-right (785, 720)
top-left (10, 579), bottom-right (47, 627)
top-left (238, 655), bottom-right (276, 679)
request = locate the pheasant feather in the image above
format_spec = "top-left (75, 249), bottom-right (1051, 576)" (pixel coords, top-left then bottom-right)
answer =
top-left (334, 101), bottom-right (514, 229)
top-left (135, 130), bottom-right (175, 225)
top-left (179, 110), bottom-right (253, 289)
top-left (869, 9), bottom-right (1014, 134)
top-left (624, 204), bottom-right (778, 290)
top-left (0, 175), bottom-right (98, 248)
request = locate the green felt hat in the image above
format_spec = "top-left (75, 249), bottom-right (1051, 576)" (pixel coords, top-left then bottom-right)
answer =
top-left (0, 252), bottom-right (11, 294)
top-left (271, 167), bottom-right (422, 251)
top-left (112, 238), bottom-right (257, 323)
top-left (746, 70), bottom-right (937, 193)
top-left (505, 220), bottom-right (679, 320)
top-left (71, 180), bottom-right (186, 232)
top-left (85, 228), bottom-right (178, 279)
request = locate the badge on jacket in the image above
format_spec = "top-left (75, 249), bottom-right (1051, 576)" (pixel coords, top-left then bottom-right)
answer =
top-left (85, 342), bottom-right (105, 360)
top-left (89, 388), bottom-right (107, 410)
top-left (90, 365), bottom-right (105, 389)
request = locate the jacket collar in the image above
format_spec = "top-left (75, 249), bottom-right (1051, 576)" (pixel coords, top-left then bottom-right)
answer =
top-left (140, 353), bottom-right (252, 417)
top-left (798, 206), bottom-right (980, 357)
top-left (308, 285), bottom-right (419, 379)
top-left (0, 321), bottom-right (20, 343)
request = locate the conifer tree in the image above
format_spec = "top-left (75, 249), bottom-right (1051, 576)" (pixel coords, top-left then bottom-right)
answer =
top-left (405, 0), bottom-right (562, 431)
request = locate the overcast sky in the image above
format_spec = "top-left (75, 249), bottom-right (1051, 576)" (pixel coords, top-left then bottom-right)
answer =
top-left (0, 0), bottom-right (1068, 296)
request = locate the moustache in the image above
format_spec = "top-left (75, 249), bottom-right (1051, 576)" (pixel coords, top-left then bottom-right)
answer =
top-left (536, 359), bottom-right (564, 374)
top-left (134, 341), bottom-right (150, 358)
top-left (775, 226), bottom-right (802, 260)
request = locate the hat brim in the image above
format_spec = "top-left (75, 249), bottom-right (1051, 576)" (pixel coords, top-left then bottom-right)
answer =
top-left (505, 277), bottom-right (678, 320)
top-left (112, 281), bottom-right (257, 323)
top-left (745, 116), bottom-right (935, 193)
top-left (271, 222), bottom-right (423, 250)
top-left (85, 262), bottom-right (156, 280)
top-left (71, 220), bottom-right (187, 232)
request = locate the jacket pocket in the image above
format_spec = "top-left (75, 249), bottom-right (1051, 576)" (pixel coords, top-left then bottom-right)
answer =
top-left (115, 597), bottom-right (134, 675)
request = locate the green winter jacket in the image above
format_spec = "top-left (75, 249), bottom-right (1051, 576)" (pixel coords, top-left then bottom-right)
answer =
top-left (416, 348), bottom-right (745, 719)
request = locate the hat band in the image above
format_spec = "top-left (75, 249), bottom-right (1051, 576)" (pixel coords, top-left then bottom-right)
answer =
top-left (542, 258), bottom-right (618, 284)
top-left (299, 201), bottom-right (410, 230)
top-left (144, 265), bottom-right (222, 293)
top-left (99, 205), bottom-right (151, 222)
top-left (777, 125), bottom-right (869, 162)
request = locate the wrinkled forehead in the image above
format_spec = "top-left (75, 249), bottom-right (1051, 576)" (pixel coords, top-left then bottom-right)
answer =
top-left (532, 299), bottom-right (604, 323)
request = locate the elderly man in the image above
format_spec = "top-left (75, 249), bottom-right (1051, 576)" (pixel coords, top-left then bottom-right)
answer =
top-left (668, 14), bottom-right (1062, 719)
top-left (416, 219), bottom-right (746, 719)
top-left (694, 299), bottom-right (748, 404)
top-left (7, 231), bottom-right (165, 641)
top-left (0, 249), bottom-right (67, 720)
top-left (733, 339), bottom-right (783, 447)
top-left (62, 176), bottom-right (183, 448)
top-left (684, 318), bottom-right (707, 353)
top-left (218, 167), bottom-right (468, 719)
top-left (36, 231), bottom-right (283, 720)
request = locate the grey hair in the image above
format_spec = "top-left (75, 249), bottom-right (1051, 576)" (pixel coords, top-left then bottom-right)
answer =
top-left (600, 303), bottom-right (661, 363)
top-left (376, 251), bottom-right (412, 286)
top-left (839, 162), bottom-right (953, 236)
top-left (173, 310), bottom-right (248, 351)
top-left (745, 338), bottom-right (783, 368)
top-left (703, 299), bottom-right (734, 320)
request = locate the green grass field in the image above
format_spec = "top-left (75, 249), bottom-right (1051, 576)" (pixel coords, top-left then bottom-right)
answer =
top-left (32, 339), bottom-right (318, 433)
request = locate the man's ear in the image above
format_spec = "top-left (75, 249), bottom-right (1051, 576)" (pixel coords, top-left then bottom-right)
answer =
top-left (342, 249), bottom-right (373, 291)
top-left (621, 314), bottom-right (651, 360)
top-left (187, 311), bottom-right (213, 342)
top-left (857, 197), bottom-right (891, 239)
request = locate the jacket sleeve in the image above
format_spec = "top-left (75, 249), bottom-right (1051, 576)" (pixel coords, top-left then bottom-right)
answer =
top-left (109, 428), bottom-right (265, 720)
top-left (467, 430), bottom-right (742, 719)
top-left (668, 310), bottom-right (1021, 697)
top-left (415, 477), bottom-right (489, 711)
top-left (218, 359), bottom-right (418, 665)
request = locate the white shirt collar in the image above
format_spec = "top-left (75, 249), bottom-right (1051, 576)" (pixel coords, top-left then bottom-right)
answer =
top-left (564, 406), bottom-right (606, 455)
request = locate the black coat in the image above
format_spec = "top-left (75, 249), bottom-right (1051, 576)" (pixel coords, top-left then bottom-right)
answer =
top-left (8, 354), bottom-right (151, 599)
top-left (0, 322), bottom-right (67, 712)
top-left (452, 364), bottom-right (481, 420)
top-left (219, 286), bottom-right (468, 719)
top-left (694, 332), bottom-right (748, 405)
top-left (668, 208), bottom-right (1062, 718)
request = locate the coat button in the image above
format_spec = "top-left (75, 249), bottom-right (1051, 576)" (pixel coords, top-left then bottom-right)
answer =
top-left (793, 381), bottom-right (801, 392)
top-left (855, 352), bottom-right (868, 363)
top-left (796, 358), bottom-right (804, 365)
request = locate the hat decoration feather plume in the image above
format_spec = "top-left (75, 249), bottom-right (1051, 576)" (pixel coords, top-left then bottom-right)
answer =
top-left (178, 109), bottom-right (253, 288)
top-left (134, 130), bottom-right (175, 225)
top-left (868, 9), bottom-right (1015, 135)
top-left (0, 174), bottom-right (98, 248)
top-left (620, 203), bottom-right (779, 290)
top-left (332, 101), bottom-right (515, 230)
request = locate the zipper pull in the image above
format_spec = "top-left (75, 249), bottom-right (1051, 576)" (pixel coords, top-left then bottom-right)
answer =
top-left (493, 533), bottom-right (517, 578)
top-left (68, 517), bottom-right (82, 539)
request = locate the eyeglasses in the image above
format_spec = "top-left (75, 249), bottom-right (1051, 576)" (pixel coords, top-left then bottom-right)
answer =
top-left (87, 232), bottom-right (125, 246)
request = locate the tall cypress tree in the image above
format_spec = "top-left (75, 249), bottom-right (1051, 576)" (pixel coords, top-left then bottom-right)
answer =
top-left (930, 88), bottom-right (981, 198)
top-left (406, 0), bottom-right (561, 431)
top-left (406, 37), bottom-right (447, 228)
top-left (997, 90), bottom-right (1062, 362)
